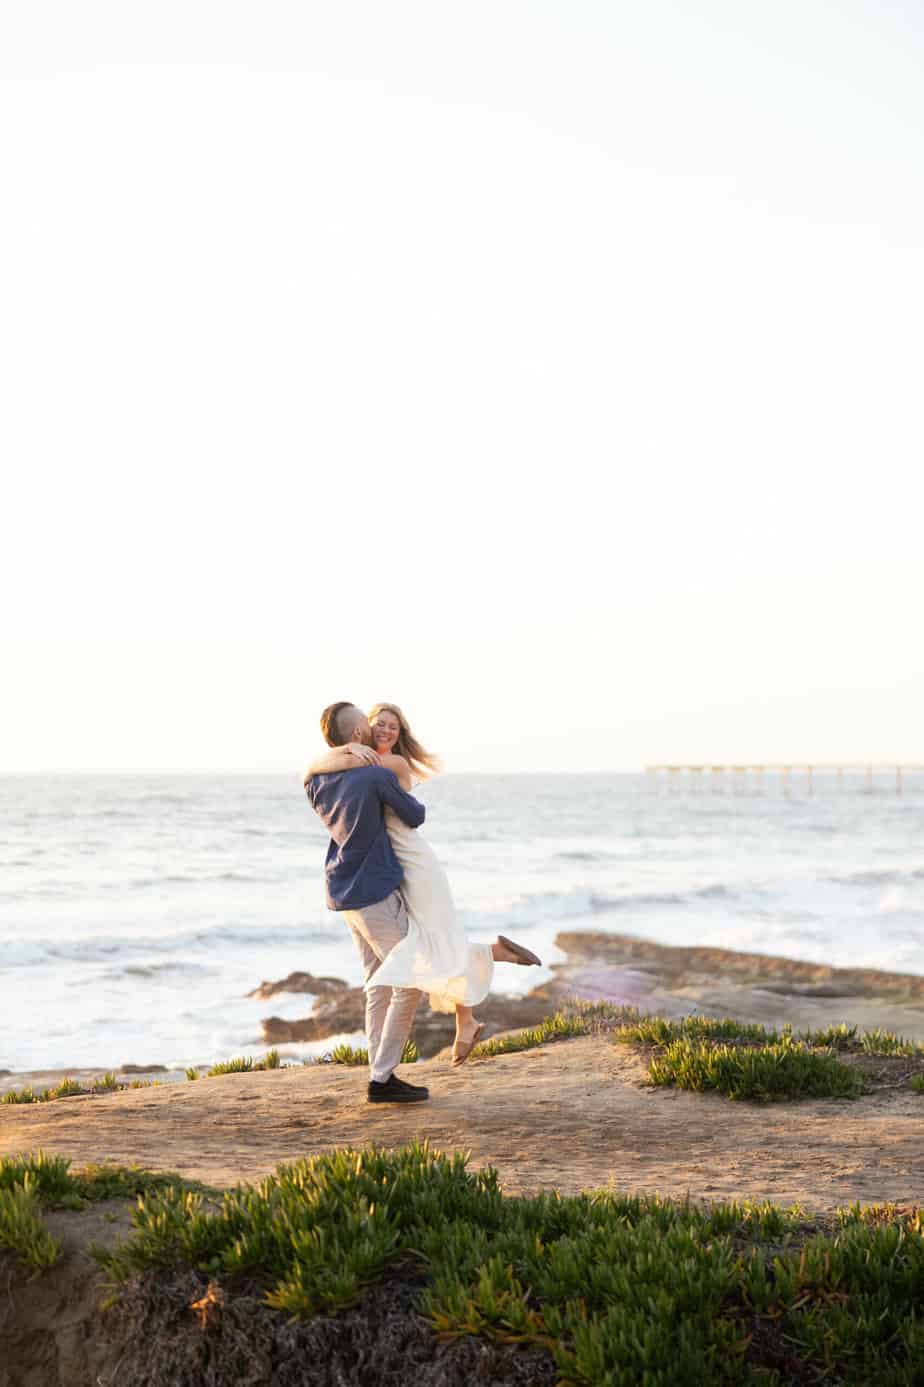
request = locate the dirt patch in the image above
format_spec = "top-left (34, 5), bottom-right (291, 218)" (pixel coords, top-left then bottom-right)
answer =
top-left (2, 1036), bottom-right (924, 1212)
top-left (0, 1203), bottom-right (134, 1387)
top-left (838, 1051), bottom-right (924, 1088)
top-left (0, 1238), bottom-right (555, 1387)
top-left (94, 1266), bottom-right (556, 1387)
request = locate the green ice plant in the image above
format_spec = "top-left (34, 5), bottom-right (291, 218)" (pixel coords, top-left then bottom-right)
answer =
top-left (92, 1140), bottom-right (924, 1385)
top-left (0, 1180), bottom-right (62, 1269)
top-left (1, 1071), bottom-right (155, 1104)
top-left (472, 1011), bottom-right (593, 1057)
top-left (7, 1143), bottom-right (919, 1381)
top-left (203, 1049), bottom-right (282, 1077)
top-left (615, 1014), bottom-right (924, 1057)
top-left (646, 1034), bottom-right (864, 1101)
top-left (326, 1040), bottom-right (418, 1066)
top-left (615, 1015), bottom-right (779, 1046)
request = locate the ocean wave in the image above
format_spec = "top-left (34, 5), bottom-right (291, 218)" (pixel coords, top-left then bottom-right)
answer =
top-left (591, 882), bottom-right (734, 911)
top-left (98, 961), bottom-right (217, 981)
top-left (4, 920), bottom-right (341, 968)
top-left (117, 870), bottom-right (271, 889)
top-left (457, 881), bottom-right (736, 932)
top-left (555, 849), bottom-right (626, 863)
top-left (831, 866), bottom-right (924, 888)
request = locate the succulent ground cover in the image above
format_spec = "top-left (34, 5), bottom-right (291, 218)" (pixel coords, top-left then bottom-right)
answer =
top-left (321, 1040), bottom-right (419, 1067)
top-left (472, 1001), bottom-right (637, 1058)
top-left (1, 1072), bottom-right (158, 1105)
top-left (612, 1015), bottom-right (924, 1103)
top-left (468, 1005), bottom-right (924, 1102)
top-left (186, 1050), bottom-right (283, 1079)
top-left (0, 1151), bottom-right (214, 1269)
top-left (615, 1015), bottom-right (924, 1055)
top-left (77, 1142), bottom-right (924, 1385)
top-left (4, 1143), bottom-right (924, 1381)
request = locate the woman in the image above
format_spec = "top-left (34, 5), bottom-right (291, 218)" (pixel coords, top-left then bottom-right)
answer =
top-left (307, 703), bottom-right (540, 1065)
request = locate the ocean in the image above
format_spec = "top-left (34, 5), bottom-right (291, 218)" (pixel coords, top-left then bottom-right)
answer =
top-left (2, 772), bottom-right (923, 1072)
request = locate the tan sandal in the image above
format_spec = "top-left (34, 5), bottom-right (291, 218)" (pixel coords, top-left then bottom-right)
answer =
top-left (497, 935), bottom-right (542, 966)
top-left (451, 1023), bottom-right (485, 1068)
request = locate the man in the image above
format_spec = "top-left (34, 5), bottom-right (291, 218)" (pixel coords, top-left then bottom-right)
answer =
top-left (304, 701), bottom-right (429, 1104)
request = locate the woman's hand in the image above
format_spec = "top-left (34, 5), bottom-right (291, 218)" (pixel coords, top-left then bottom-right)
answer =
top-left (346, 742), bottom-right (381, 765)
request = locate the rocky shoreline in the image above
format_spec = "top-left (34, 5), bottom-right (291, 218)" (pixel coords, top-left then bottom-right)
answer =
top-left (548, 929), bottom-right (924, 1040)
top-left (4, 931), bottom-right (923, 1095)
top-left (255, 929), bottom-right (924, 1054)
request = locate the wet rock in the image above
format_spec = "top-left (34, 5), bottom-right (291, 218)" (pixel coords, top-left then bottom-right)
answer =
top-left (261, 988), bottom-right (366, 1045)
top-left (247, 973), bottom-right (349, 1001)
top-left (549, 931), bottom-right (924, 1041)
top-left (260, 988), bottom-right (557, 1057)
top-left (120, 1064), bottom-right (168, 1074)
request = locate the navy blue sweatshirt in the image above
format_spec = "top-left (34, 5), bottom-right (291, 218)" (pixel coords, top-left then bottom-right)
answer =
top-left (305, 765), bottom-right (426, 910)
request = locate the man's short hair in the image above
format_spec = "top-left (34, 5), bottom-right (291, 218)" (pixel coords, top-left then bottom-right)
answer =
top-left (320, 701), bottom-right (360, 747)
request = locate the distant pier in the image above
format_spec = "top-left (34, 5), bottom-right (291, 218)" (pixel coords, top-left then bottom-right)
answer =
top-left (644, 764), bottom-right (924, 794)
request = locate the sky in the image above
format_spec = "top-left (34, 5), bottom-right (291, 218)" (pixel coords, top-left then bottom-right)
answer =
top-left (2, 1), bottom-right (922, 773)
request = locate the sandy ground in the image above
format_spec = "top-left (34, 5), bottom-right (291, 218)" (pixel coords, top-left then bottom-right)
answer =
top-left (2, 1036), bottom-right (922, 1211)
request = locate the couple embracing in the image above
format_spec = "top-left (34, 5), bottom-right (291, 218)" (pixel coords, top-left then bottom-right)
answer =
top-left (304, 702), bottom-right (541, 1104)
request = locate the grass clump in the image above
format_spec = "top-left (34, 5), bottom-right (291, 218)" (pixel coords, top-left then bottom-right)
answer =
top-left (326, 1040), bottom-right (418, 1066)
top-left (206, 1056), bottom-right (254, 1076)
top-left (562, 999), bottom-right (642, 1029)
top-left (616, 1014), bottom-right (924, 1059)
top-left (203, 1049), bottom-right (283, 1078)
top-left (0, 1151), bottom-right (75, 1204)
top-left (0, 1151), bottom-right (212, 1212)
top-left (796, 1022), bottom-right (921, 1056)
top-left (327, 1043), bottom-right (366, 1066)
top-left (1, 1072), bottom-right (155, 1105)
top-left (614, 1012), bottom-right (924, 1102)
top-left (473, 1011), bottom-right (592, 1058)
top-left (647, 1034), bottom-right (864, 1102)
top-left (2, 1086), bottom-right (40, 1104)
top-left (858, 1028), bottom-right (920, 1057)
top-left (94, 1141), bottom-right (924, 1385)
top-left (46, 1077), bottom-right (84, 1099)
top-left (70, 1164), bottom-right (215, 1205)
top-left (0, 1151), bottom-right (205, 1272)
top-left (909, 1074), bottom-right (924, 1094)
top-left (615, 1015), bottom-right (779, 1047)
top-left (0, 1182), bottom-right (63, 1270)
top-left (838, 1202), bottom-right (924, 1233)
top-left (801, 1022), bottom-right (859, 1049)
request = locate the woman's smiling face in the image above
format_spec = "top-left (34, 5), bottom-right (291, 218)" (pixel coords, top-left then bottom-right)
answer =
top-left (371, 709), bottom-right (401, 754)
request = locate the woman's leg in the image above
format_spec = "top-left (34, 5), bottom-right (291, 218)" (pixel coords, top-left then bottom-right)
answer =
top-left (454, 1003), bottom-right (480, 1044)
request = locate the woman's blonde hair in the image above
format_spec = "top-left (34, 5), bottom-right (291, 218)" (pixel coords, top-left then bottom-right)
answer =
top-left (368, 703), bottom-right (442, 781)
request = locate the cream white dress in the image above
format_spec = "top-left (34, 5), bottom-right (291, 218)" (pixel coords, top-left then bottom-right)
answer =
top-left (371, 809), bottom-right (494, 1012)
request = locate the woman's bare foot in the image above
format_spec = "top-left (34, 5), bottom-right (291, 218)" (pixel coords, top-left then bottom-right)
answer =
top-left (451, 1020), bottom-right (485, 1067)
top-left (451, 1005), bottom-right (484, 1066)
top-left (454, 1008), bottom-right (482, 1047)
top-left (491, 935), bottom-right (542, 966)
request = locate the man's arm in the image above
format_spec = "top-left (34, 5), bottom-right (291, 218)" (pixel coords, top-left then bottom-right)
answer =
top-left (376, 768), bottom-right (426, 828)
top-left (304, 744), bottom-right (380, 785)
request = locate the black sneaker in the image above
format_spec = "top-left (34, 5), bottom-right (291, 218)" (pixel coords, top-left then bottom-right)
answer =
top-left (367, 1074), bottom-right (429, 1104)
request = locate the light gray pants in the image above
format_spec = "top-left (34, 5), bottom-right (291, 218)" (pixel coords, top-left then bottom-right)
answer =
top-left (342, 890), bottom-right (422, 1084)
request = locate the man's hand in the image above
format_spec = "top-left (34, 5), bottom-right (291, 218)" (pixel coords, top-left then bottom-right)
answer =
top-left (346, 742), bottom-right (381, 765)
